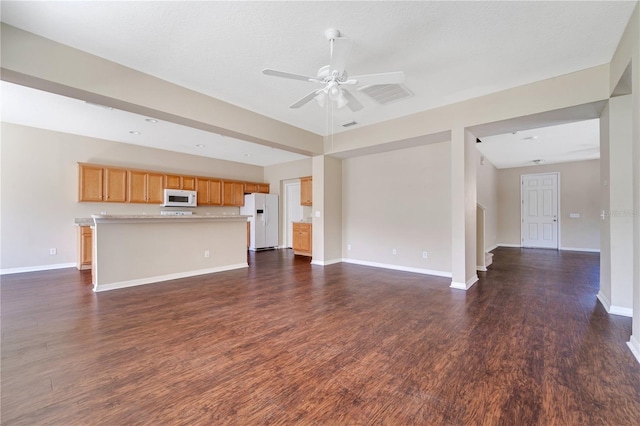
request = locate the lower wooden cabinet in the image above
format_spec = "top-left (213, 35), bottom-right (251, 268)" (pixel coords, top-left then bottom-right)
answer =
top-left (76, 226), bottom-right (92, 270)
top-left (292, 222), bottom-right (312, 256)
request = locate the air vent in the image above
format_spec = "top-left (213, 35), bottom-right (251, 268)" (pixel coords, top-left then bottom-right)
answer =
top-left (358, 84), bottom-right (413, 105)
top-left (342, 120), bottom-right (358, 128)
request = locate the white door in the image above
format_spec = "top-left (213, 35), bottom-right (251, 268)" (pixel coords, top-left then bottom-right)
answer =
top-left (521, 173), bottom-right (559, 249)
top-left (284, 182), bottom-right (303, 248)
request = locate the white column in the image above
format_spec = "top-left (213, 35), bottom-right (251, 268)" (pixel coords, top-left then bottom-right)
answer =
top-left (451, 128), bottom-right (478, 290)
top-left (311, 155), bottom-right (343, 266)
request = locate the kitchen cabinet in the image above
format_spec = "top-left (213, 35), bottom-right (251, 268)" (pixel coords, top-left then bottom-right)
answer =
top-left (78, 164), bottom-right (127, 202)
top-left (292, 222), bottom-right (312, 256)
top-left (128, 170), bottom-right (164, 204)
top-left (300, 176), bottom-right (312, 206)
top-left (223, 181), bottom-right (245, 206)
top-left (165, 174), bottom-right (197, 191)
top-left (196, 178), bottom-right (222, 205)
top-left (76, 226), bottom-right (92, 270)
top-left (244, 182), bottom-right (270, 194)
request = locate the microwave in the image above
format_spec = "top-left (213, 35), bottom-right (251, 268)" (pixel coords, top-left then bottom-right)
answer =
top-left (163, 189), bottom-right (197, 207)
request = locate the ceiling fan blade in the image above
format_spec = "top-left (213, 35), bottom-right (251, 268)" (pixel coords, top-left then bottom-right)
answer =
top-left (352, 71), bottom-right (405, 87)
top-left (263, 69), bottom-right (317, 82)
top-left (341, 89), bottom-right (364, 112)
top-left (330, 37), bottom-right (352, 76)
top-left (289, 90), bottom-right (322, 109)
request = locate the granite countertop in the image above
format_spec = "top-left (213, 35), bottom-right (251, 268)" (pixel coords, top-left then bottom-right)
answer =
top-left (91, 214), bottom-right (251, 222)
top-left (75, 214), bottom-right (251, 225)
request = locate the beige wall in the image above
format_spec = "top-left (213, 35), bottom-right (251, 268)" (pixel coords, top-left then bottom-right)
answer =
top-left (497, 160), bottom-right (601, 251)
top-left (476, 148), bottom-right (499, 251)
top-left (0, 123), bottom-right (264, 271)
top-left (342, 142), bottom-right (451, 274)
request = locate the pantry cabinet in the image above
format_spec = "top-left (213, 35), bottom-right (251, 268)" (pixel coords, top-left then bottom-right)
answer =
top-left (300, 176), bottom-right (312, 206)
top-left (292, 222), bottom-right (312, 256)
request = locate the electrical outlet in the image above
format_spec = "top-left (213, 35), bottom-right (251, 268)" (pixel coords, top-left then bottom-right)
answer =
top-left (49, 248), bottom-right (57, 255)
top-left (347, 244), bottom-right (351, 251)
top-left (423, 251), bottom-right (428, 259)
top-left (204, 250), bottom-right (210, 258)
top-left (392, 248), bottom-right (397, 255)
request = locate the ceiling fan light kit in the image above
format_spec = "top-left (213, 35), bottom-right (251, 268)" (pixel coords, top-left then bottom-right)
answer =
top-left (262, 28), bottom-right (405, 113)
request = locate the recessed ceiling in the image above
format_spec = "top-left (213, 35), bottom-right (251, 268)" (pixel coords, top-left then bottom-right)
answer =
top-left (1, 1), bottom-right (634, 136)
top-left (0, 81), bottom-right (308, 167)
top-left (476, 119), bottom-right (600, 169)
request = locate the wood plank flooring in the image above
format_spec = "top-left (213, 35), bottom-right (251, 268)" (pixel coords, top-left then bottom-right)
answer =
top-left (2, 248), bottom-right (639, 425)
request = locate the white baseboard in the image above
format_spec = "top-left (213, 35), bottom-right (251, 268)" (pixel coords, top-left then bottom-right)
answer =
top-left (93, 263), bottom-right (248, 292)
top-left (597, 291), bottom-right (612, 312)
top-left (559, 247), bottom-right (600, 253)
top-left (486, 244), bottom-right (499, 252)
top-left (628, 335), bottom-right (640, 365)
top-left (476, 265), bottom-right (487, 272)
top-left (310, 258), bottom-right (342, 266)
top-left (596, 291), bottom-right (632, 317)
top-left (609, 306), bottom-right (633, 317)
top-left (450, 275), bottom-right (479, 290)
top-left (0, 263), bottom-right (76, 275)
top-left (341, 258), bottom-right (452, 278)
top-left (497, 243), bottom-right (521, 248)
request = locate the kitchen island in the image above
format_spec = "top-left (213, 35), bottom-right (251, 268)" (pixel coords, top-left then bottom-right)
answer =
top-left (91, 214), bottom-right (250, 292)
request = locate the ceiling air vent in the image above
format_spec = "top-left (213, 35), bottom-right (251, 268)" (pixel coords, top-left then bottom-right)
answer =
top-left (358, 84), bottom-right (413, 105)
top-left (342, 120), bottom-right (358, 128)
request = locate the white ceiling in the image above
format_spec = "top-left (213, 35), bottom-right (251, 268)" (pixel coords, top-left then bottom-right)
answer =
top-left (0, 1), bottom-right (636, 166)
top-left (476, 119), bottom-right (600, 169)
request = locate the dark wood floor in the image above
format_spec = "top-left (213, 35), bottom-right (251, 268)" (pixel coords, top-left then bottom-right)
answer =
top-left (2, 248), bottom-right (639, 425)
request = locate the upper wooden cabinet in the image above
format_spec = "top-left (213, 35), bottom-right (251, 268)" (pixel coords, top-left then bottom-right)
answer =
top-left (196, 178), bottom-right (222, 206)
top-left (165, 174), bottom-right (197, 191)
top-left (244, 182), bottom-right (270, 194)
top-left (223, 181), bottom-right (245, 206)
top-left (78, 164), bottom-right (127, 202)
top-left (128, 171), bottom-right (163, 204)
top-left (79, 163), bottom-right (268, 206)
top-left (300, 176), bottom-right (312, 206)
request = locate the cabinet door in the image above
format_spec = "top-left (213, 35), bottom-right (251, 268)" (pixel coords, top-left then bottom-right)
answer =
top-left (209, 179), bottom-right (222, 205)
top-left (300, 177), bottom-right (312, 206)
top-left (128, 170), bottom-right (148, 203)
top-left (182, 176), bottom-right (196, 191)
top-left (258, 184), bottom-right (270, 194)
top-left (105, 168), bottom-right (128, 203)
top-left (79, 164), bottom-right (104, 202)
top-left (81, 227), bottom-right (92, 266)
top-left (244, 183), bottom-right (258, 193)
top-left (234, 182), bottom-right (245, 206)
top-left (147, 173), bottom-right (164, 204)
top-left (196, 178), bottom-right (210, 205)
top-left (293, 223), bottom-right (311, 254)
top-left (223, 181), bottom-right (241, 206)
top-left (164, 174), bottom-right (181, 189)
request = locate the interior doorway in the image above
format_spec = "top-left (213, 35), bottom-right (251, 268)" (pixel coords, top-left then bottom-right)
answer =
top-left (282, 180), bottom-right (303, 248)
top-left (521, 172), bottom-right (559, 249)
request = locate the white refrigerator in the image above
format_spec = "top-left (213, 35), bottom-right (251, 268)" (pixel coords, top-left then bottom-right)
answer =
top-left (241, 193), bottom-right (279, 251)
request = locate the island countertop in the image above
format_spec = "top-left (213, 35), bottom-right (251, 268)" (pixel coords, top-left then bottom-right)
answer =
top-left (89, 214), bottom-right (251, 223)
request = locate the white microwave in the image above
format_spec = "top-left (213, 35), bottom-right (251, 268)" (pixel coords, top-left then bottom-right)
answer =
top-left (163, 189), bottom-right (197, 207)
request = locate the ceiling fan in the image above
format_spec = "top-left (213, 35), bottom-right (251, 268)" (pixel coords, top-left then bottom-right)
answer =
top-left (262, 28), bottom-right (405, 112)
